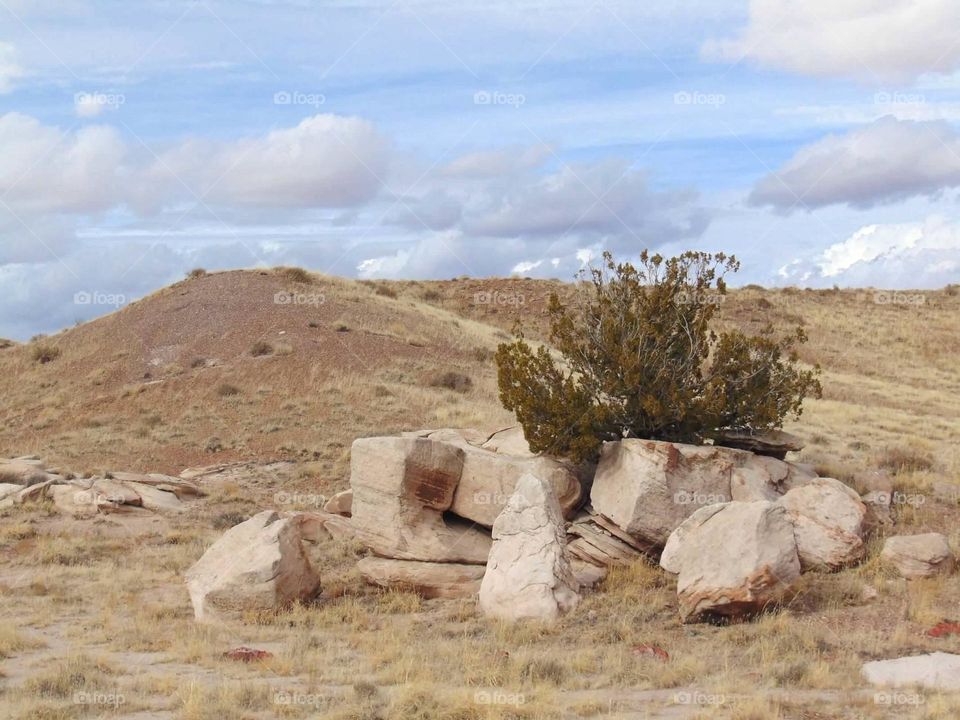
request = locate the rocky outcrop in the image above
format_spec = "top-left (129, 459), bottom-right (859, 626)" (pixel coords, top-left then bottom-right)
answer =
top-left (730, 456), bottom-right (816, 502)
top-left (659, 501), bottom-right (801, 623)
top-left (710, 429), bottom-right (804, 460)
top-left (566, 511), bottom-right (653, 569)
top-left (349, 436), bottom-right (491, 564)
top-left (186, 510), bottom-right (321, 621)
top-left (777, 478), bottom-right (867, 571)
top-left (357, 557), bottom-right (484, 599)
top-left (479, 473), bottom-right (580, 622)
top-left (881, 534), bottom-right (955, 579)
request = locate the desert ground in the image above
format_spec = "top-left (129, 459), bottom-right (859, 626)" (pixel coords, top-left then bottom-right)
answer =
top-left (1, 268), bottom-right (959, 719)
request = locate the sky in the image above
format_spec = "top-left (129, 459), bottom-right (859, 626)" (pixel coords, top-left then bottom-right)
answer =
top-left (1, 0), bottom-right (959, 339)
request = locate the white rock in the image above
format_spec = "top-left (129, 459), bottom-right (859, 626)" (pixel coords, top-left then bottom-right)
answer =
top-left (863, 653), bottom-right (960, 690)
top-left (479, 473), bottom-right (579, 622)
top-left (349, 436), bottom-right (490, 563)
top-left (357, 557), bottom-right (484, 599)
top-left (730, 455), bottom-right (816, 502)
top-left (323, 489), bottom-right (352, 516)
top-left (185, 510), bottom-right (321, 621)
top-left (778, 478), bottom-right (867, 571)
top-left (659, 501), bottom-right (800, 623)
top-left (126, 481), bottom-right (185, 513)
top-left (880, 534), bottom-right (954, 579)
top-left (480, 426), bottom-right (535, 457)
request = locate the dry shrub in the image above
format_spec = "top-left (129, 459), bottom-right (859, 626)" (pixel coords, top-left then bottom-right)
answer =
top-left (277, 266), bottom-right (312, 283)
top-left (249, 341), bottom-right (274, 357)
top-left (878, 446), bottom-right (934, 474)
top-left (31, 344), bottom-right (61, 364)
top-left (428, 371), bottom-right (473, 393)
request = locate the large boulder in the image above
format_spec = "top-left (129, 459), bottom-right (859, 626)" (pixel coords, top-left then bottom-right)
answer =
top-left (730, 455), bottom-right (816, 502)
top-left (777, 478), bottom-right (867, 571)
top-left (590, 440), bottom-right (743, 547)
top-left (710, 429), bottom-right (804, 460)
top-left (0, 459), bottom-right (51, 486)
top-left (659, 501), bottom-right (800, 623)
top-left (357, 557), bottom-right (484, 599)
top-left (349, 436), bottom-right (490, 564)
top-left (480, 425), bottom-right (535, 457)
top-left (881, 534), bottom-right (954, 579)
top-left (185, 511), bottom-right (321, 621)
top-left (450, 441), bottom-right (581, 528)
top-left (479, 473), bottom-right (580, 622)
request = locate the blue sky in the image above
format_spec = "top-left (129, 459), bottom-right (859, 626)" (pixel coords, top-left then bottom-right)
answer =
top-left (1, 0), bottom-right (959, 339)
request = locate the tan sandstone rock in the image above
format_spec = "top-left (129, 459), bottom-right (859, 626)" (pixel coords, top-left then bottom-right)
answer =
top-left (349, 436), bottom-right (490, 564)
top-left (357, 557), bottom-right (484, 599)
top-left (186, 510), bottom-right (321, 621)
top-left (479, 473), bottom-right (580, 622)
top-left (881, 533), bottom-right (955, 579)
top-left (660, 501), bottom-right (801, 623)
top-left (323, 489), bottom-right (352, 516)
top-left (777, 478), bottom-right (867, 571)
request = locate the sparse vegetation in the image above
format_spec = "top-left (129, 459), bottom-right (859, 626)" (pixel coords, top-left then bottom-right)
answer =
top-left (877, 445), bottom-right (935, 475)
top-left (249, 341), bottom-right (274, 357)
top-left (428, 371), bottom-right (473, 393)
top-left (216, 383), bottom-right (240, 397)
top-left (187, 268), bottom-right (207, 279)
top-left (277, 266), bottom-right (313, 284)
top-left (30, 344), bottom-right (61, 364)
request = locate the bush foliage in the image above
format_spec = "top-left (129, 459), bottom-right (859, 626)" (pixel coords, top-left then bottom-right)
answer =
top-left (496, 251), bottom-right (822, 462)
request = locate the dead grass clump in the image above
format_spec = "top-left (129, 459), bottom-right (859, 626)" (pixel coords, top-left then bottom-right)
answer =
top-left (250, 341), bottom-right (274, 357)
top-left (215, 383), bottom-right (241, 397)
top-left (277, 266), bottom-right (313, 283)
top-left (428, 371), bottom-right (473, 393)
top-left (877, 446), bottom-right (934, 474)
top-left (375, 284), bottom-right (398, 299)
top-left (187, 268), bottom-right (207, 278)
top-left (31, 344), bottom-right (61, 364)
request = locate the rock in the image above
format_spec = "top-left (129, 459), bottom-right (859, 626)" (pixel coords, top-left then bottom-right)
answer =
top-left (349, 436), bottom-right (490, 564)
top-left (323, 489), bottom-right (352, 516)
top-left (777, 478), bottom-right (867, 571)
top-left (590, 439), bottom-right (743, 547)
top-left (295, 511), bottom-right (355, 544)
top-left (0, 460), bottom-right (50, 486)
top-left (357, 557), bottom-right (484, 599)
top-left (15, 478), bottom-right (56, 504)
top-left (0, 483), bottom-right (22, 507)
top-left (185, 510), bottom-right (321, 621)
top-left (659, 501), bottom-right (800, 623)
top-left (450, 441), bottom-right (581, 528)
top-left (481, 426), bottom-right (535, 457)
top-left (401, 427), bottom-right (491, 446)
top-left (126, 482), bottom-right (185, 513)
top-left (863, 653), bottom-right (960, 691)
top-left (566, 512), bottom-right (653, 568)
top-left (92, 479), bottom-right (142, 506)
top-left (710, 429), bottom-right (804, 460)
top-left (571, 559), bottom-right (608, 589)
top-left (854, 470), bottom-right (895, 495)
top-left (110, 471), bottom-right (204, 498)
top-left (49, 485), bottom-right (99, 517)
top-left (479, 473), bottom-right (580, 622)
top-left (730, 456), bottom-right (816, 502)
top-left (881, 534), bottom-right (954, 579)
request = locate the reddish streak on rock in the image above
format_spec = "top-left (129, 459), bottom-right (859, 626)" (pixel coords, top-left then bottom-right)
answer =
top-left (223, 646), bottom-right (273, 662)
top-left (631, 644), bottom-right (669, 661)
top-left (927, 622), bottom-right (960, 638)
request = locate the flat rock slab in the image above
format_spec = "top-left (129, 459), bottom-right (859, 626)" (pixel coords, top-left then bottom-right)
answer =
top-left (863, 653), bottom-right (960, 690)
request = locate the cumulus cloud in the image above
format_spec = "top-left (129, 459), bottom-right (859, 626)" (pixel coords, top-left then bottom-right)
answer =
top-left (705, 0), bottom-right (960, 83)
top-left (0, 42), bottom-right (23, 93)
top-left (777, 215), bottom-right (960, 288)
top-left (750, 117), bottom-right (960, 211)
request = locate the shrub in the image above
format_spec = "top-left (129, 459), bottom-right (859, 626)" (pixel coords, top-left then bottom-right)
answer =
top-left (250, 341), bottom-right (274, 357)
top-left (496, 251), bottom-right (822, 462)
top-left (878, 446), bottom-right (934, 475)
top-left (421, 289), bottom-right (442, 302)
top-left (216, 383), bottom-right (240, 397)
top-left (375, 284), bottom-right (398, 299)
top-left (187, 268), bottom-right (207, 279)
top-left (277, 266), bottom-right (312, 283)
top-left (428, 371), bottom-right (473, 393)
top-left (31, 344), bottom-right (61, 364)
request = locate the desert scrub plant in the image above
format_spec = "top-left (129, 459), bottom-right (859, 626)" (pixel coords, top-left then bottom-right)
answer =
top-left (277, 266), bottom-right (313, 283)
top-left (249, 340), bottom-right (274, 357)
top-left (428, 371), bottom-right (473, 393)
top-left (496, 251), bottom-right (822, 462)
top-left (30, 344), bottom-right (61, 364)
top-left (187, 267), bottom-right (207, 278)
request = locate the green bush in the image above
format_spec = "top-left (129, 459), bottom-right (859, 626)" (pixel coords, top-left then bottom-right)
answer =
top-left (496, 251), bottom-right (821, 462)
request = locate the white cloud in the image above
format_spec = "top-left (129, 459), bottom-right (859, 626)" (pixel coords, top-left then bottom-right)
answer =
top-left (750, 117), bottom-right (960, 211)
top-left (778, 215), bottom-right (960, 287)
top-left (705, 0), bottom-right (960, 83)
top-left (0, 42), bottom-right (24, 93)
